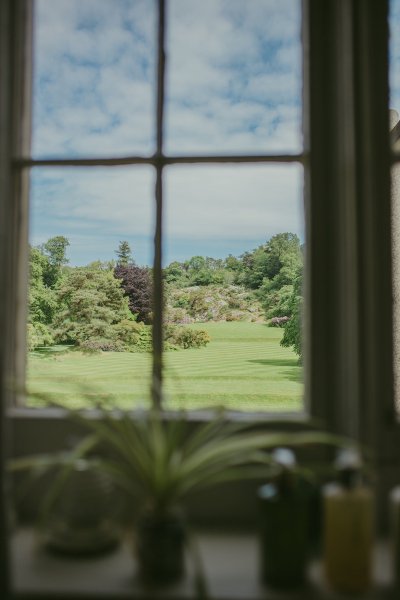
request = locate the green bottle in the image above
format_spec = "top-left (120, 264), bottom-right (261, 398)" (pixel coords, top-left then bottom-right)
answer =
top-left (258, 448), bottom-right (310, 588)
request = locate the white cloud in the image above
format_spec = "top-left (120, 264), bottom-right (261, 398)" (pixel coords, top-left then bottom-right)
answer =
top-left (31, 1), bottom-right (304, 264)
top-left (33, 0), bottom-right (157, 157)
top-left (164, 164), bottom-right (303, 242)
top-left (165, 0), bottom-right (302, 154)
top-left (33, 0), bottom-right (302, 157)
top-left (30, 166), bottom-right (155, 264)
top-left (30, 163), bottom-right (303, 265)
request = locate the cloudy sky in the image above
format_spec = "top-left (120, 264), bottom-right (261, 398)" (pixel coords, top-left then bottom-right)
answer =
top-left (391, 0), bottom-right (400, 115)
top-left (29, 0), bottom-right (399, 266)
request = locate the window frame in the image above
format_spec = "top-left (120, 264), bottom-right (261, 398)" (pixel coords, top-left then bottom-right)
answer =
top-left (11, 0), bottom-right (309, 420)
top-left (0, 3), bottom-right (399, 592)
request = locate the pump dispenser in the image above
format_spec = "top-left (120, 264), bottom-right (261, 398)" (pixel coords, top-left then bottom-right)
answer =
top-left (258, 448), bottom-right (310, 588)
top-left (323, 448), bottom-right (373, 593)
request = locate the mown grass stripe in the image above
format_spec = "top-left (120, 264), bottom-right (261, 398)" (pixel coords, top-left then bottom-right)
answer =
top-left (27, 322), bottom-right (303, 412)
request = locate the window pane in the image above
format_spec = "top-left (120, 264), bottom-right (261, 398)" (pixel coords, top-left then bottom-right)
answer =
top-left (163, 164), bottom-right (304, 412)
top-left (32, 0), bottom-right (156, 158)
top-left (390, 0), bottom-right (400, 142)
top-left (27, 166), bottom-right (154, 409)
top-left (165, 0), bottom-right (302, 156)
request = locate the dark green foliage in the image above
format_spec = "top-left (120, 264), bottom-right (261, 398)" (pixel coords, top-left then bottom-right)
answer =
top-left (163, 256), bottom-right (231, 288)
top-left (29, 247), bottom-right (58, 326)
top-left (115, 240), bottom-right (133, 266)
top-left (261, 284), bottom-right (294, 319)
top-left (53, 264), bottom-right (133, 347)
top-left (281, 269), bottom-right (303, 360)
top-left (164, 325), bottom-right (210, 349)
top-left (163, 261), bottom-right (189, 287)
top-left (118, 321), bottom-right (153, 353)
top-left (239, 233), bottom-right (302, 291)
top-left (28, 244), bottom-right (61, 349)
top-left (27, 233), bottom-right (303, 357)
top-left (251, 234), bottom-right (303, 322)
top-left (40, 236), bottom-right (70, 288)
top-left (27, 322), bottom-right (54, 351)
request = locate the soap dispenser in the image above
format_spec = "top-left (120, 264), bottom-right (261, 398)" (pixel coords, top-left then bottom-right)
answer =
top-left (323, 448), bottom-right (373, 593)
top-left (258, 448), bottom-right (310, 588)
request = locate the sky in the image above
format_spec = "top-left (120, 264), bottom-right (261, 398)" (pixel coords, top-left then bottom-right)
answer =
top-left (29, 0), bottom-right (400, 267)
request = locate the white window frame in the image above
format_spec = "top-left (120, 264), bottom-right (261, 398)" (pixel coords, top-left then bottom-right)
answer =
top-left (0, 0), bottom-right (398, 595)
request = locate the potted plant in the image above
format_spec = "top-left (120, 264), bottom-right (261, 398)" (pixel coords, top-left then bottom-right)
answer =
top-left (10, 404), bottom-right (348, 588)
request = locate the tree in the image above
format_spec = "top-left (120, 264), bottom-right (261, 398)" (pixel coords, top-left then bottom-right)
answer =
top-left (260, 284), bottom-right (294, 319)
top-left (54, 265), bottom-right (133, 347)
top-left (28, 246), bottom-right (58, 348)
top-left (116, 240), bottom-right (133, 265)
top-left (280, 268), bottom-right (302, 361)
top-left (114, 263), bottom-right (153, 324)
top-left (40, 235), bottom-right (70, 288)
top-left (239, 233), bottom-right (302, 290)
top-left (163, 261), bottom-right (189, 286)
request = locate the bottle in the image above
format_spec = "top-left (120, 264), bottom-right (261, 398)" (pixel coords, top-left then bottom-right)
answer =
top-left (389, 486), bottom-right (400, 587)
top-left (323, 448), bottom-right (373, 593)
top-left (258, 448), bottom-right (311, 588)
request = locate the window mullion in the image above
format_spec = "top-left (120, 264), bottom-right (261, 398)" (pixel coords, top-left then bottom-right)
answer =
top-left (304, 0), bottom-right (362, 436)
top-left (151, 0), bottom-right (166, 410)
top-left (353, 0), bottom-right (393, 452)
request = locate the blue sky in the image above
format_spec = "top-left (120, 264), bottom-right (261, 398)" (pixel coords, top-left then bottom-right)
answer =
top-left (391, 0), bottom-right (400, 113)
top-left (29, 0), bottom-right (400, 267)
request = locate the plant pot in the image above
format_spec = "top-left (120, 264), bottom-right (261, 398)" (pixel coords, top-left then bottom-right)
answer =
top-left (40, 459), bottom-right (121, 555)
top-left (135, 511), bottom-right (186, 584)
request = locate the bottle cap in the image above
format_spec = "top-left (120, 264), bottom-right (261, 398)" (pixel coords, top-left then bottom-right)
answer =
top-left (272, 448), bottom-right (296, 469)
top-left (335, 448), bottom-right (362, 471)
top-left (335, 448), bottom-right (362, 488)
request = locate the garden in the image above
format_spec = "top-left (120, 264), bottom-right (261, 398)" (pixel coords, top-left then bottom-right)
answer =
top-left (27, 234), bottom-right (303, 412)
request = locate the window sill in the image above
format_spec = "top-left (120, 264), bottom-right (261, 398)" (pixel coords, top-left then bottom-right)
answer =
top-left (11, 528), bottom-right (395, 600)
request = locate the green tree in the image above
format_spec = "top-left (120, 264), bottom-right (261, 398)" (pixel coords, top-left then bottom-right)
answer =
top-left (28, 246), bottom-right (58, 348)
top-left (116, 240), bottom-right (133, 265)
top-left (240, 233), bottom-right (302, 290)
top-left (41, 235), bottom-right (70, 288)
top-left (280, 268), bottom-right (302, 360)
top-left (260, 284), bottom-right (294, 319)
top-left (163, 261), bottom-right (189, 287)
top-left (53, 265), bottom-right (134, 348)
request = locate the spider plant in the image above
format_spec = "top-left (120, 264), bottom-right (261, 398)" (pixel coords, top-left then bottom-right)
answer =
top-left (10, 402), bottom-right (350, 587)
top-left (67, 407), bottom-right (347, 517)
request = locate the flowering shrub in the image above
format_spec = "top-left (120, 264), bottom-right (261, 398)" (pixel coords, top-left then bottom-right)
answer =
top-left (269, 316), bottom-right (290, 327)
top-left (166, 285), bottom-right (262, 323)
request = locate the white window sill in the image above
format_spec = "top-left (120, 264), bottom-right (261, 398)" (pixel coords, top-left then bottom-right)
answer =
top-left (11, 528), bottom-right (395, 599)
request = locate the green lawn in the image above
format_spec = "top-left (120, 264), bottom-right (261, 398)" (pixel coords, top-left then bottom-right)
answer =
top-left (27, 322), bottom-right (303, 412)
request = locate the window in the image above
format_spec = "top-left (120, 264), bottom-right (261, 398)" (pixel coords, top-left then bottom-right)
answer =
top-left (0, 0), bottom-right (398, 596)
top-left (26, 0), bottom-right (306, 414)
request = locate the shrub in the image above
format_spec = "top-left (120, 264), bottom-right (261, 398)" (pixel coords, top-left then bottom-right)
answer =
top-left (113, 319), bottom-right (142, 347)
top-left (224, 311), bottom-right (246, 322)
top-left (27, 322), bottom-right (54, 350)
top-left (80, 338), bottom-right (124, 353)
top-left (269, 316), bottom-right (290, 327)
top-left (114, 320), bottom-right (153, 352)
top-left (165, 325), bottom-right (210, 349)
top-left (166, 284), bottom-right (262, 323)
top-left (164, 307), bottom-right (193, 324)
top-left (130, 325), bottom-right (153, 352)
